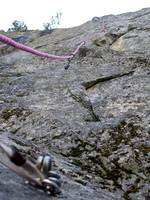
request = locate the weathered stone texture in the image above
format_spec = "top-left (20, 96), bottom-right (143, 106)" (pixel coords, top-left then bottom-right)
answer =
top-left (0, 8), bottom-right (150, 200)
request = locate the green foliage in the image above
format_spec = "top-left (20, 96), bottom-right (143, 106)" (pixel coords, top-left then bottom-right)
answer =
top-left (43, 12), bottom-right (62, 32)
top-left (8, 20), bottom-right (28, 32)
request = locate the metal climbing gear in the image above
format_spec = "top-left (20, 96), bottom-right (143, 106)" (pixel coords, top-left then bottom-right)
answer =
top-left (0, 141), bottom-right (62, 195)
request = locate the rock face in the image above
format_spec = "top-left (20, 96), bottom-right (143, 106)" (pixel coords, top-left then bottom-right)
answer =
top-left (0, 8), bottom-right (150, 200)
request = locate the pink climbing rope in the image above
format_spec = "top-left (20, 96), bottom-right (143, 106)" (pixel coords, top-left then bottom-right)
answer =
top-left (0, 33), bottom-right (85, 60)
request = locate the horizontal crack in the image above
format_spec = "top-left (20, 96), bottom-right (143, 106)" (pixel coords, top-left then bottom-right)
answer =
top-left (0, 72), bottom-right (25, 77)
top-left (82, 71), bottom-right (134, 90)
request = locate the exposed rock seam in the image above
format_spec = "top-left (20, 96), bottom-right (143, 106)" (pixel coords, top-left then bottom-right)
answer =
top-left (68, 87), bottom-right (100, 122)
top-left (82, 71), bottom-right (134, 90)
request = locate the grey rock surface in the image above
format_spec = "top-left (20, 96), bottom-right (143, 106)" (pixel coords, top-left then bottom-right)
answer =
top-left (0, 8), bottom-right (150, 200)
top-left (0, 164), bottom-right (119, 200)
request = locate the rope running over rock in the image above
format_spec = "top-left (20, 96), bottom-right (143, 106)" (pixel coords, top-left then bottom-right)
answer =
top-left (0, 34), bottom-right (85, 61)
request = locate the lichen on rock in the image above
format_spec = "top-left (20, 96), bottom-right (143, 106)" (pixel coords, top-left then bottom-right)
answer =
top-left (0, 7), bottom-right (150, 200)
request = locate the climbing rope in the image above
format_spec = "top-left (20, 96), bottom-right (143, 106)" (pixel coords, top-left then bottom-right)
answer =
top-left (0, 33), bottom-right (85, 61)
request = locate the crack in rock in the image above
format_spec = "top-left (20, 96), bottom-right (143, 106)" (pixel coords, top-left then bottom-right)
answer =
top-left (82, 71), bottom-right (134, 90)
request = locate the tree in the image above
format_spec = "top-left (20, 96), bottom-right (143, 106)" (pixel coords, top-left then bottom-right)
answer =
top-left (8, 20), bottom-right (28, 32)
top-left (43, 12), bottom-right (62, 32)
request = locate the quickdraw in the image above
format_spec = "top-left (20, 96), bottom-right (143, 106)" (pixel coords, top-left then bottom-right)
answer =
top-left (0, 142), bottom-right (62, 195)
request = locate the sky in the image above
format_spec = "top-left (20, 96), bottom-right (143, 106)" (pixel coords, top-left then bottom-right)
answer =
top-left (0, 0), bottom-right (150, 31)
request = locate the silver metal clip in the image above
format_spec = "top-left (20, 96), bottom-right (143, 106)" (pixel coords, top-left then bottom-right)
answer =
top-left (0, 142), bottom-right (62, 195)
